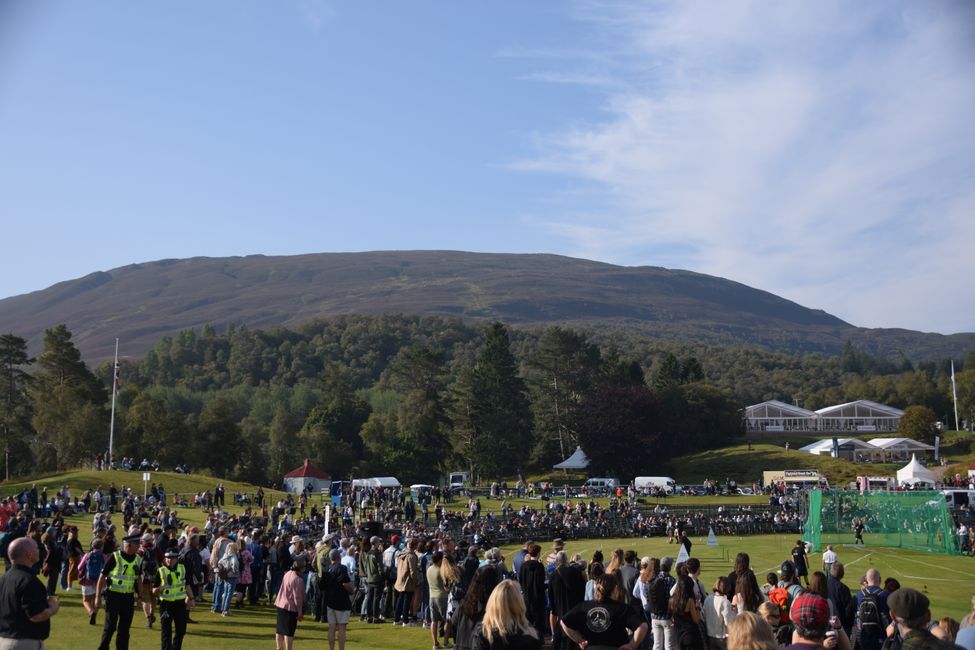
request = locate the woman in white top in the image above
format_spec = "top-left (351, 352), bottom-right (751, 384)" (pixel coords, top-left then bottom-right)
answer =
top-left (703, 577), bottom-right (736, 650)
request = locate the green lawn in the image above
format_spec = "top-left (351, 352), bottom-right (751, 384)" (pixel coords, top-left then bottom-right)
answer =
top-left (6, 469), bottom-right (974, 650)
top-left (25, 532), bottom-right (974, 650)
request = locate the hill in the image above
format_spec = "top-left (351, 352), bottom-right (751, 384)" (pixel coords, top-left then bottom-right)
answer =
top-left (1, 250), bottom-right (972, 361)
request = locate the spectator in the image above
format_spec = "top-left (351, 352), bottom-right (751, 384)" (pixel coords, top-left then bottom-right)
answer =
top-left (274, 555), bottom-right (306, 650)
top-left (561, 573), bottom-right (648, 650)
top-left (704, 577), bottom-right (736, 650)
top-left (727, 611), bottom-right (777, 650)
top-left (886, 588), bottom-right (960, 650)
top-left (453, 566), bottom-right (500, 650)
top-left (473, 580), bottom-right (542, 650)
top-left (0, 538), bottom-right (60, 648)
top-left (788, 593), bottom-right (851, 650)
top-left (322, 548), bottom-right (354, 650)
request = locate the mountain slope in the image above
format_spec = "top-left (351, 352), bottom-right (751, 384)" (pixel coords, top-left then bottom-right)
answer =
top-left (0, 251), bottom-right (970, 361)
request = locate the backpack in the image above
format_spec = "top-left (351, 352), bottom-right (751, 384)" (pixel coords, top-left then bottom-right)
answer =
top-left (649, 576), bottom-right (671, 617)
top-left (857, 589), bottom-right (883, 633)
top-left (84, 551), bottom-right (104, 582)
top-left (768, 587), bottom-right (792, 624)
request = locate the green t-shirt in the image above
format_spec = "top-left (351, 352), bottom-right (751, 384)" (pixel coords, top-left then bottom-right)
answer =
top-left (427, 563), bottom-right (445, 599)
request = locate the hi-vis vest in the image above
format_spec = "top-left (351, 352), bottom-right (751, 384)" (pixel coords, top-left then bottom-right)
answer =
top-left (157, 564), bottom-right (187, 601)
top-left (108, 552), bottom-right (142, 594)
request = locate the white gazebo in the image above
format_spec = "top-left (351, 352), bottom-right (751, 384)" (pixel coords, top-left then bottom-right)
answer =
top-left (352, 476), bottom-right (401, 489)
top-left (553, 446), bottom-right (591, 470)
top-left (896, 455), bottom-right (936, 487)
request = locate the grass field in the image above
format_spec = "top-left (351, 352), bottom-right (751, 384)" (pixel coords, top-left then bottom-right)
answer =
top-left (5, 469), bottom-right (974, 650)
top-left (17, 532), bottom-right (975, 650)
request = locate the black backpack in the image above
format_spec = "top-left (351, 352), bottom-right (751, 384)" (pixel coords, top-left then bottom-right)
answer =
top-left (857, 589), bottom-right (883, 632)
top-left (649, 576), bottom-right (671, 617)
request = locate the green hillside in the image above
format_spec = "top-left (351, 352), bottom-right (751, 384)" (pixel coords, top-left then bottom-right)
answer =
top-left (664, 430), bottom-right (974, 487)
top-left (0, 469), bottom-right (281, 501)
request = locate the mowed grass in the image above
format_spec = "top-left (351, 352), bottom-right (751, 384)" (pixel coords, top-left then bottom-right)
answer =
top-left (500, 534), bottom-right (975, 621)
top-left (6, 470), bottom-right (974, 649)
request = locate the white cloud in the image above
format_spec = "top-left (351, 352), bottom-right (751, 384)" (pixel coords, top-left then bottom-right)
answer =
top-left (514, 0), bottom-right (975, 333)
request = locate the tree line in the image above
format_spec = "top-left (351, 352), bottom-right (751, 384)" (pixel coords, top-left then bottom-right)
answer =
top-left (1, 314), bottom-right (972, 485)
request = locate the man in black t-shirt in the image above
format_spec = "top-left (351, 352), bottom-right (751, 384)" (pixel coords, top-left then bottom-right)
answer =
top-left (791, 540), bottom-right (809, 587)
top-left (0, 538), bottom-right (60, 646)
top-left (322, 549), bottom-right (353, 650)
top-left (561, 574), bottom-right (647, 650)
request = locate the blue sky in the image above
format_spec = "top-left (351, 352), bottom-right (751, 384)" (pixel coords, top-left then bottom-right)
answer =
top-left (1, 1), bottom-right (972, 334)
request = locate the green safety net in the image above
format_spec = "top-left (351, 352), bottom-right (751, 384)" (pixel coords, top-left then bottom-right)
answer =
top-left (803, 490), bottom-right (960, 555)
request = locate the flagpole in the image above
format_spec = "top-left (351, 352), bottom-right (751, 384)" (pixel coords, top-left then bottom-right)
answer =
top-left (108, 338), bottom-right (119, 469)
top-left (951, 360), bottom-right (960, 432)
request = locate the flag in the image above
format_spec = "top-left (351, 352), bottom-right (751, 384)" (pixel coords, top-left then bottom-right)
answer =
top-left (113, 361), bottom-right (121, 394)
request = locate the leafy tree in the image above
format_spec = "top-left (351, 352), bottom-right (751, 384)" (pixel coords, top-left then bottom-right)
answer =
top-left (465, 323), bottom-right (534, 480)
top-left (576, 385), bottom-right (669, 479)
top-left (268, 407), bottom-right (303, 480)
top-left (898, 405), bottom-right (938, 443)
top-left (120, 389), bottom-right (191, 466)
top-left (196, 396), bottom-right (243, 477)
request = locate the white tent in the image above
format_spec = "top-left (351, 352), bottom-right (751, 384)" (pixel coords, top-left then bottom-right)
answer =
top-left (352, 476), bottom-right (401, 488)
top-left (896, 455), bottom-right (936, 486)
top-left (553, 446), bottom-right (591, 470)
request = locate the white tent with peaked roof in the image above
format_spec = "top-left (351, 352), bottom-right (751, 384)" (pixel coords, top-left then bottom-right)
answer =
top-left (896, 454), bottom-right (936, 486)
top-left (553, 446), bottom-right (591, 470)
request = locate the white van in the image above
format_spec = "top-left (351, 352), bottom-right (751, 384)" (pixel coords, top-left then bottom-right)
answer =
top-left (634, 476), bottom-right (677, 494)
top-left (582, 478), bottom-right (619, 491)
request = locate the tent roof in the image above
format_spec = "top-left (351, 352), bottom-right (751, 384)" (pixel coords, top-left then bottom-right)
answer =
top-left (799, 438), bottom-right (875, 453)
top-left (868, 437), bottom-right (935, 451)
top-left (896, 454), bottom-right (936, 484)
top-left (814, 400), bottom-right (904, 418)
top-left (744, 400), bottom-right (815, 418)
top-left (553, 446), bottom-right (591, 469)
top-left (283, 458), bottom-right (331, 480)
top-left (352, 477), bottom-right (401, 488)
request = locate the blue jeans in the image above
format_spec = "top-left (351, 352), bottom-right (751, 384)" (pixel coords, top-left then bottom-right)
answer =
top-left (220, 577), bottom-right (238, 612)
top-left (212, 578), bottom-right (229, 612)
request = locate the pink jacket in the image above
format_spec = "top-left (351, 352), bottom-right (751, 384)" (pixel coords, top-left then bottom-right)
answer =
top-left (274, 570), bottom-right (305, 614)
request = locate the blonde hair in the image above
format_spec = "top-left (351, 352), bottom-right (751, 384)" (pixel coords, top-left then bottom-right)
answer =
top-left (728, 611), bottom-right (778, 650)
top-left (440, 554), bottom-right (461, 586)
top-left (757, 602), bottom-right (780, 625)
top-left (480, 580), bottom-right (537, 644)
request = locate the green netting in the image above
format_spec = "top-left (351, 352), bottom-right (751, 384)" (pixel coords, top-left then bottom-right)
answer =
top-left (803, 490), bottom-right (959, 555)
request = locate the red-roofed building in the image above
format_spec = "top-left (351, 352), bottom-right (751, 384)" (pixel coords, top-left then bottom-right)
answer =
top-left (283, 458), bottom-right (331, 495)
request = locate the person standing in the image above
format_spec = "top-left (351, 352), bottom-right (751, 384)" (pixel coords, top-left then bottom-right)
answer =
top-left (360, 536), bottom-right (384, 624)
top-left (274, 556), bottom-right (306, 650)
top-left (517, 544), bottom-right (547, 643)
top-left (854, 569), bottom-right (889, 650)
top-left (548, 551), bottom-right (585, 650)
top-left (95, 533), bottom-right (144, 650)
top-left (394, 539), bottom-right (420, 626)
top-left (322, 549), bottom-right (354, 650)
top-left (822, 546), bottom-right (837, 576)
top-left (154, 548), bottom-right (193, 650)
top-left (791, 540), bottom-right (810, 588)
top-left (0, 537), bottom-right (60, 650)
top-left (428, 551), bottom-right (450, 649)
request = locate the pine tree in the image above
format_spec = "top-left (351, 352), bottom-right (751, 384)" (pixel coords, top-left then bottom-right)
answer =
top-left (0, 334), bottom-right (34, 478)
top-left (466, 323), bottom-right (533, 480)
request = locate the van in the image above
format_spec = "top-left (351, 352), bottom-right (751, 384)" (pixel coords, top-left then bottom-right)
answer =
top-left (582, 478), bottom-right (619, 491)
top-left (634, 476), bottom-right (677, 494)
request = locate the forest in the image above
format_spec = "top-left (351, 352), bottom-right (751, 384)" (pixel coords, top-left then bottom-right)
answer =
top-left (1, 314), bottom-right (972, 486)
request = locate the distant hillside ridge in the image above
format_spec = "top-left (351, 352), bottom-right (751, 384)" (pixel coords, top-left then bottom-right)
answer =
top-left (0, 250), bottom-right (971, 361)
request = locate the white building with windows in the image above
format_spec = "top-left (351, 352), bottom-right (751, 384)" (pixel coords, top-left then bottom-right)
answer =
top-left (745, 399), bottom-right (904, 434)
top-left (744, 400), bottom-right (816, 432)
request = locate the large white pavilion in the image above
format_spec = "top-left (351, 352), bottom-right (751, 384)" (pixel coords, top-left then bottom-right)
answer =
top-left (744, 399), bottom-right (904, 434)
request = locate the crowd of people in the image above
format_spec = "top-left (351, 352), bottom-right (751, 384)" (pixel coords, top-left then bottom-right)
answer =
top-left (0, 480), bottom-right (974, 650)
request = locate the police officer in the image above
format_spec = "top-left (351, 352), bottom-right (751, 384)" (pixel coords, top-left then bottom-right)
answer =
top-left (95, 534), bottom-right (143, 650)
top-left (155, 548), bottom-right (192, 650)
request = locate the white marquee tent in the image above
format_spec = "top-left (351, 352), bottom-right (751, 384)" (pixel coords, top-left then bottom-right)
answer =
top-left (896, 455), bottom-right (936, 486)
top-left (553, 446), bottom-right (591, 470)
